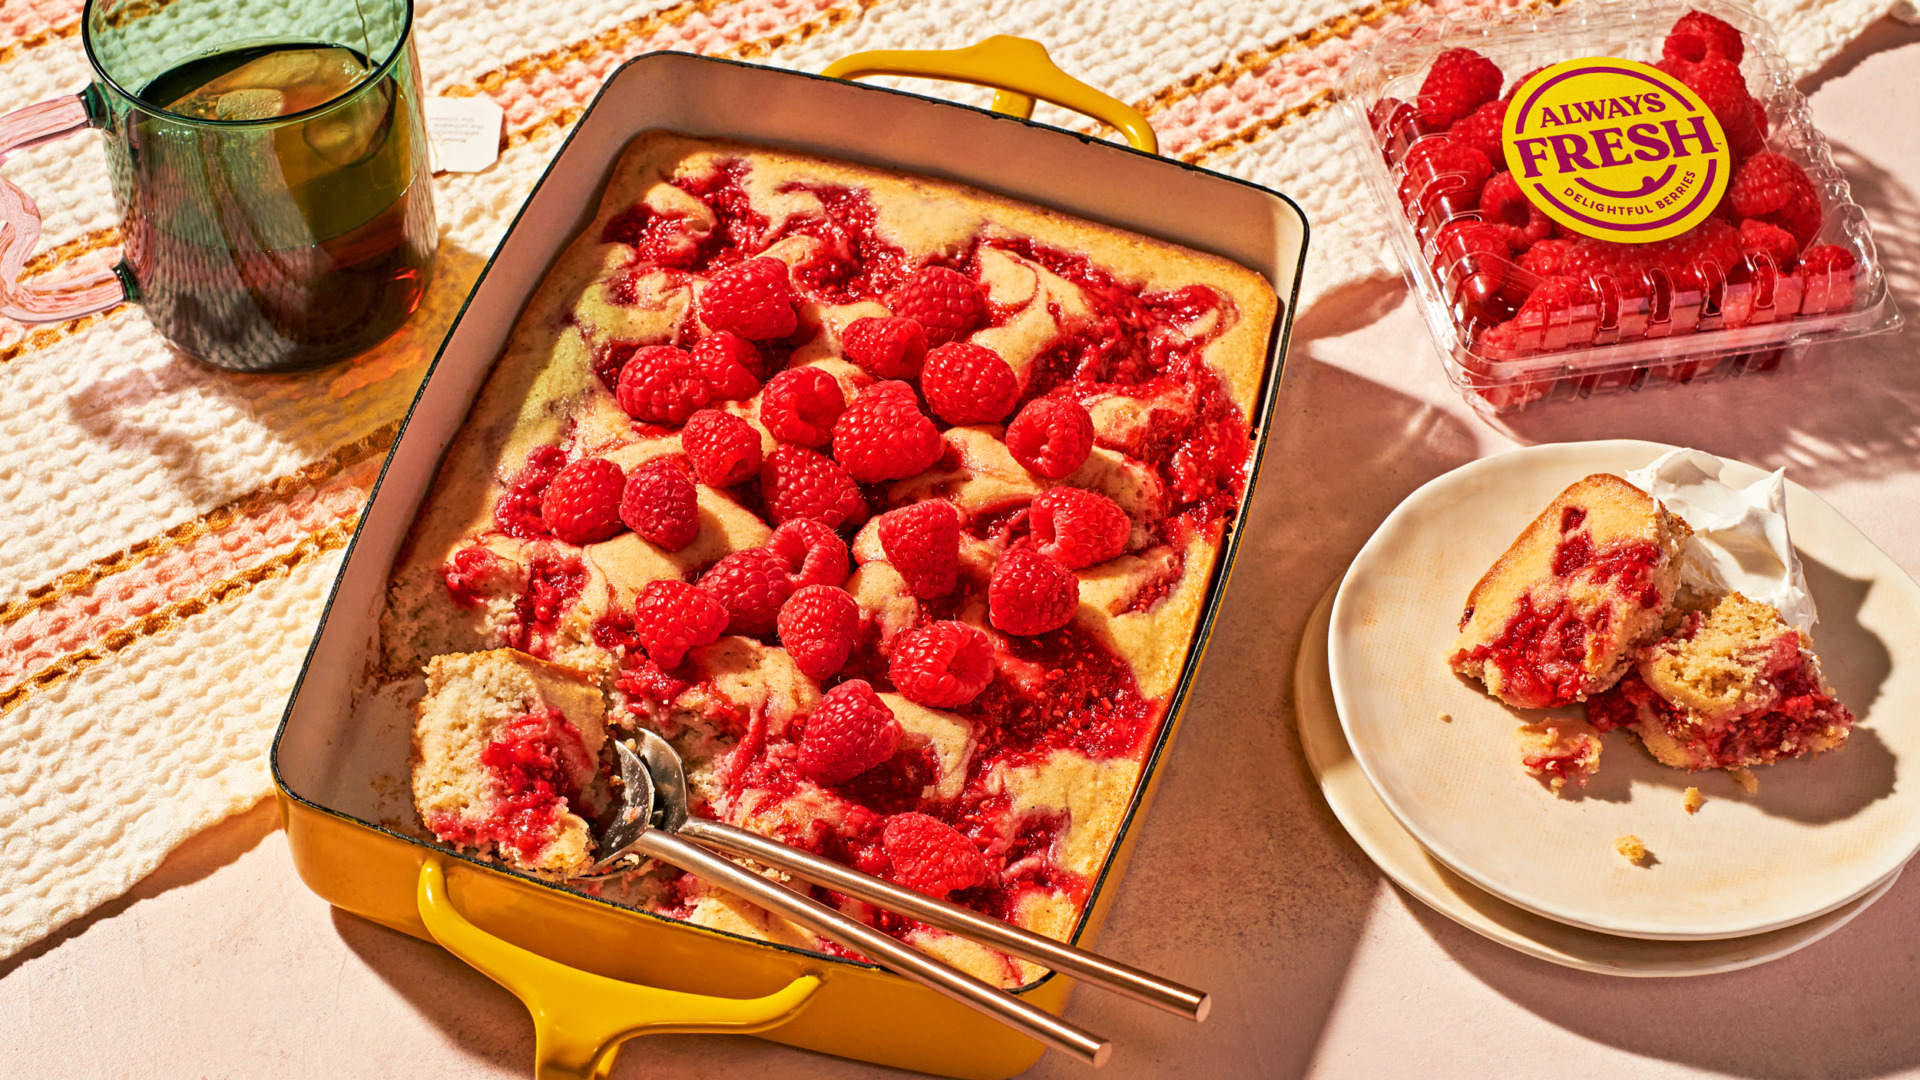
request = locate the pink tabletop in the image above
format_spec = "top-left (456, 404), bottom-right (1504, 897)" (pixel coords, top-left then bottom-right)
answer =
top-left (5, 17), bottom-right (1920, 1080)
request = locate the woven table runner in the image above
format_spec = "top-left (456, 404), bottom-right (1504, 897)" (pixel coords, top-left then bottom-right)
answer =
top-left (0, 0), bottom-right (1894, 959)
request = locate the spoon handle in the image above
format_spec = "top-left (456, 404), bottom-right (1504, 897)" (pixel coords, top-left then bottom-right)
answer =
top-left (632, 828), bottom-right (1111, 1067)
top-left (677, 816), bottom-right (1209, 1022)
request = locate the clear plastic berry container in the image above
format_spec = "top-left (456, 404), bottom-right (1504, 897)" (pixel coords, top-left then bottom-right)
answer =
top-left (1341, 0), bottom-right (1901, 414)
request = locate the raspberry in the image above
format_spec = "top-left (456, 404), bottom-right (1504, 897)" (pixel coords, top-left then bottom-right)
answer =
top-left (881, 812), bottom-right (987, 898)
top-left (760, 444), bottom-right (866, 528)
top-left (1650, 217), bottom-right (1744, 294)
top-left (1516, 238), bottom-right (1574, 279)
top-left (798, 680), bottom-right (901, 784)
top-left (1368, 95), bottom-right (1425, 165)
top-left (766, 518), bottom-right (850, 588)
top-left (1800, 244), bottom-right (1856, 275)
top-left (617, 344), bottom-right (711, 425)
top-left (1028, 487), bottom-right (1129, 570)
top-left (777, 584), bottom-right (859, 681)
top-left (878, 500), bottom-right (962, 599)
top-left (1737, 218), bottom-right (1799, 270)
top-left (1433, 220), bottom-right (1516, 321)
top-left (699, 548), bottom-right (795, 636)
top-left (988, 547), bottom-right (1079, 636)
top-left (1664, 10), bottom-right (1744, 67)
top-left (1800, 245), bottom-right (1858, 315)
top-left (1005, 396), bottom-right (1094, 480)
top-left (832, 380), bottom-right (944, 483)
top-left (1416, 48), bottom-right (1503, 129)
top-left (620, 457), bottom-right (699, 551)
top-left (494, 445), bottom-right (567, 538)
top-left (759, 367), bottom-right (845, 447)
top-left (699, 257), bottom-right (798, 341)
top-left (631, 579), bottom-right (729, 668)
top-left (841, 316), bottom-right (928, 379)
top-left (1398, 137), bottom-right (1493, 224)
top-left (691, 331), bottom-right (763, 401)
top-left (889, 620), bottom-right (994, 710)
top-left (1478, 172), bottom-right (1551, 249)
top-left (1729, 153), bottom-right (1822, 247)
top-left (1676, 57), bottom-right (1763, 158)
top-left (1447, 97), bottom-right (1508, 167)
top-left (540, 457), bottom-right (627, 545)
top-left (921, 342), bottom-right (1019, 425)
top-left (680, 409), bottom-right (763, 488)
top-left (884, 266), bottom-right (984, 346)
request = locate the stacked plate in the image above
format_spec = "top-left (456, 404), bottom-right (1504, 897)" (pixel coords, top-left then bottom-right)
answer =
top-left (1296, 440), bottom-right (1920, 975)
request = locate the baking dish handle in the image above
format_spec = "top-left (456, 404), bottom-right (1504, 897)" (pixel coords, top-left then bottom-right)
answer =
top-left (416, 858), bottom-right (821, 1080)
top-left (820, 35), bottom-right (1157, 155)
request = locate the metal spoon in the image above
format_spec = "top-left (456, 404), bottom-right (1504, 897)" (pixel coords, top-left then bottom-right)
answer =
top-left (585, 729), bottom-right (1211, 1066)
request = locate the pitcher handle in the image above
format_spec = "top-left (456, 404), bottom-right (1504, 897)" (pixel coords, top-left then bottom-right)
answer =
top-left (0, 90), bottom-right (131, 323)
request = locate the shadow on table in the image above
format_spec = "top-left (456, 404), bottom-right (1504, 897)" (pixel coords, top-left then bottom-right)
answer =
top-left (0, 795), bottom-right (280, 981)
top-left (1417, 865), bottom-right (1920, 1078)
top-left (1488, 137), bottom-right (1920, 490)
top-left (56, 240), bottom-right (489, 510)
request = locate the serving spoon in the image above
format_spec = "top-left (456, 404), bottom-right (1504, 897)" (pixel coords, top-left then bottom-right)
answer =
top-left (583, 729), bottom-right (1209, 1067)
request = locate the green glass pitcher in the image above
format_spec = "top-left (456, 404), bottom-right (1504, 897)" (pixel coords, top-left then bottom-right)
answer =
top-left (0, 0), bottom-right (436, 372)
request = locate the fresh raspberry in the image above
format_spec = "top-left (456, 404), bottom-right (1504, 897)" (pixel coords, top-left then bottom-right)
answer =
top-left (540, 457), bottom-right (627, 545)
top-left (832, 380), bottom-right (944, 483)
top-left (760, 444), bottom-right (866, 528)
top-left (617, 345), bottom-right (711, 425)
top-left (699, 548), bottom-right (795, 636)
top-left (1677, 57), bottom-right (1763, 158)
top-left (988, 547), bottom-right (1079, 636)
top-left (881, 812), bottom-right (988, 898)
top-left (841, 316), bottom-right (928, 379)
top-left (1433, 220), bottom-right (1516, 321)
top-left (766, 518), bottom-right (850, 588)
top-left (1479, 275), bottom-right (1602, 359)
top-left (1448, 97), bottom-right (1508, 167)
top-left (798, 680), bottom-right (901, 784)
top-left (691, 332), bottom-right (763, 401)
top-left (1737, 218), bottom-right (1799, 270)
top-left (1800, 244), bottom-right (1857, 275)
top-left (1504, 64), bottom-right (1554, 102)
top-left (759, 367), bottom-right (845, 447)
top-left (680, 409), bottom-right (763, 488)
top-left (1649, 216), bottom-right (1744, 293)
top-left (878, 500), bottom-right (962, 599)
top-left (921, 342), bottom-right (1019, 425)
top-left (1398, 137), bottom-right (1493, 224)
top-left (1416, 48), bottom-right (1503, 129)
top-left (1799, 245), bottom-right (1858, 315)
top-left (777, 584), bottom-right (859, 681)
top-left (1664, 10), bottom-right (1744, 67)
top-left (1516, 238), bottom-right (1574, 279)
top-left (631, 579), bottom-right (729, 668)
top-left (1004, 396), bottom-right (1095, 480)
top-left (884, 266), bottom-right (984, 346)
top-left (1729, 152), bottom-right (1822, 247)
top-left (699, 257), bottom-right (798, 341)
top-left (1368, 95), bottom-right (1426, 164)
top-left (620, 457), bottom-right (699, 551)
top-left (889, 620), bottom-right (994, 709)
top-left (494, 445), bottom-right (567, 538)
top-left (1478, 172), bottom-right (1551, 249)
top-left (1028, 487), bottom-right (1129, 570)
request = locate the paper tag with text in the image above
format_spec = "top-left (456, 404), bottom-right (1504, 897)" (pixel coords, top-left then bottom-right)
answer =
top-left (424, 95), bottom-right (505, 174)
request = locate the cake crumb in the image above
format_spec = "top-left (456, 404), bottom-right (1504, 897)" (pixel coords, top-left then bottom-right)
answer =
top-left (1614, 835), bottom-right (1651, 866)
top-left (1438, 710), bottom-right (1453, 723)
top-left (1683, 787), bottom-right (1705, 814)
top-left (1728, 767), bottom-right (1760, 795)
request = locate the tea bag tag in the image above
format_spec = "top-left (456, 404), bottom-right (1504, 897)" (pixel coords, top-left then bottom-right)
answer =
top-left (424, 96), bottom-right (503, 173)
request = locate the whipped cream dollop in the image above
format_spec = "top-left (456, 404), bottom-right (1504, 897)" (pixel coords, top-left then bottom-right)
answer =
top-left (1625, 448), bottom-right (1817, 633)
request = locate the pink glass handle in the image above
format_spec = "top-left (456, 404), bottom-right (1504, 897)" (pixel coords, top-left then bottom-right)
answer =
top-left (0, 93), bottom-right (128, 323)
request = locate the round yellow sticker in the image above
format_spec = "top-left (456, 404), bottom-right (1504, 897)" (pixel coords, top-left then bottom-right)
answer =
top-left (1501, 58), bottom-right (1730, 243)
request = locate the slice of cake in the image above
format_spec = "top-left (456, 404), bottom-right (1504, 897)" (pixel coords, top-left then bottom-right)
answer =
top-left (1586, 592), bottom-right (1853, 773)
top-left (1450, 474), bottom-right (1692, 709)
top-left (412, 649), bottom-right (610, 877)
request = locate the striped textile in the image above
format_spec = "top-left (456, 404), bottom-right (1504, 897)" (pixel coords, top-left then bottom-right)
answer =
top-left (0, 0), bottom-right (1893, 957)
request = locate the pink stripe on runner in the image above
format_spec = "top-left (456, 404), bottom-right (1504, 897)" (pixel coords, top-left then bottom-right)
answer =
top-left (0, 0), bottom-right (79, 47)
top-left (0, 456), bottom-right (379, 688)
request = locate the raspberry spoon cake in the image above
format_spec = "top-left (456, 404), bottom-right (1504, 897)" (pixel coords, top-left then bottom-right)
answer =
top-left (383, 133), bottom-right (1277, 986)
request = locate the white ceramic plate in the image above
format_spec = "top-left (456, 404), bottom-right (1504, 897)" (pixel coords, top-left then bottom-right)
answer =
top-left (1298, 585), bottom-right (1902, 975)
top-left (1328, 440), bottom-right (1920, 940)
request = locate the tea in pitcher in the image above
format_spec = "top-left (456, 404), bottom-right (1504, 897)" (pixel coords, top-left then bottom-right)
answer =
top-left (114, 40), bottom-right (435, 372)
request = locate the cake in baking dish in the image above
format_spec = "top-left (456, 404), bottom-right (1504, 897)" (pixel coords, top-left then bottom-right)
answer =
top-left (380, 132), bottom-right (1278, 985)
top-left (1449, 473), bottom-right (1692, 710)
top-left (1587, 591), bottom-right (1853, 773)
